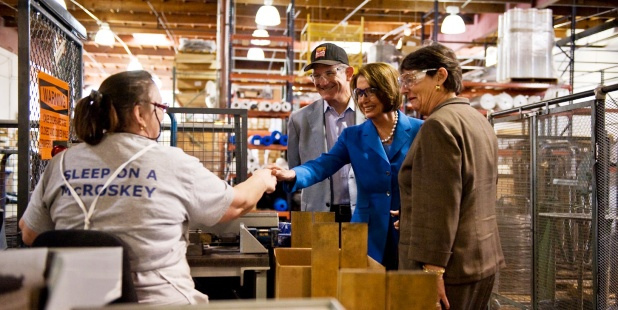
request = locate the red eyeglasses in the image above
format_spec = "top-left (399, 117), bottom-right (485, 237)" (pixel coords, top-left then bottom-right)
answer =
top-left (149, 102), bottom-right (169, 112)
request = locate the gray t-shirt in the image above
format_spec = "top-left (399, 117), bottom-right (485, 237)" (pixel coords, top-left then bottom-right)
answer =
top-left (23, 133), bottom-right (234, 304)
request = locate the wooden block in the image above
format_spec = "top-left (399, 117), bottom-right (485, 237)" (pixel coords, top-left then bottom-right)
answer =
top-left (340, 223), bottom-right (368, 268)
top-left (338, 269), bottom-right (386, 310)
top-left (386, 271), bottom-right (437, 310)
top-left (313, 211), bottom-right (335, 223)
top-left (274, 248), bottom-right (312, 298)
top-left (291, 211), bottom-right (313, 248)
top-left (311, 223), bottom-right (339, 298)
top-left (175, 63), bottom-right (216, 71)
top-left (176, 92), bottom-right (207, 107)
top-left (175, 70), bottom-right (217, 80)
top-left (174, 52), bottom-right (216, 64)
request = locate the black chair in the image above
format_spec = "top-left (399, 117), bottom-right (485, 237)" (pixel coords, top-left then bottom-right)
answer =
top-left (32, 230), bottom-right (138, 303)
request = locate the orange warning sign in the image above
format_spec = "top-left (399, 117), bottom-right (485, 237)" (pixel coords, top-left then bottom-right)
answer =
top-left (38, 71), bottom-right (70, 160)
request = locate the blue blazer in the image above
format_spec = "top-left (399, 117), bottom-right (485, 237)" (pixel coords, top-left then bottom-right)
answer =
top-left (285, 110), bottom-right (423, 263)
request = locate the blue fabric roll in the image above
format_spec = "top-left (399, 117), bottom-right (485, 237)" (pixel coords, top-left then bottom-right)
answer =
top-left (279, 135), bottom-right (288, 146)
top-left (273, 197), bottom-right (289, 211)
top-left (270, 130), bottom-right (283, 142)
top-left (250, 135), bottom-right (262, 145)
top-left (260, 135), bottom-right (274, 146)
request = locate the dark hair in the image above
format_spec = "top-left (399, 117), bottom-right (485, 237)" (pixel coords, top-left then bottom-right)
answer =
top-left (350, 62), bottom-right (402, 112)
top-left (74, 70), bottom-right (154, 145)
top-left (400, 42), bottom-right (463, 94)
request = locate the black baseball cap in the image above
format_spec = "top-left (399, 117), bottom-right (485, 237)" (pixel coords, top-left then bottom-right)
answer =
top-left (303, 43), bottom-right (349, 71)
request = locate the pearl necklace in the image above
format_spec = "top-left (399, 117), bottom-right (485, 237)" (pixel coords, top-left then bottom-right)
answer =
top-left (380, 112), bottom-right (398, 143)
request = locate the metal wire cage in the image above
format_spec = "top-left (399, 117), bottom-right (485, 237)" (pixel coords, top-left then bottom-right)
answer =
top-left (17, 0), bottom-right (85, 225)
top-left (0, 122), bottom-right (18, 249)
top-left (490, 84), bottom-right (618, 310)
top-left (159, 108), bottom-right (248, 185)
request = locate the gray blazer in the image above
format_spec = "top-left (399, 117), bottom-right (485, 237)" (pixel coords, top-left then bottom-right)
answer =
top-left (287, 98), bottom-right (365, 212)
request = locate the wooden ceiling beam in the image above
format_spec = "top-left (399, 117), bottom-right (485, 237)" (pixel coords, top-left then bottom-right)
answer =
top-left (81, 22), bottom-right (219, 38)
top-left (83, 44), bottom-right (176, 57)
top-left (85, 54), bottom-right (174, 66)
top-left (236, 0), bottom-right (524, 13)
top-left (68, 1), bottom-right (217, 13)
top-left (68, 10), bottom-right (217, 25)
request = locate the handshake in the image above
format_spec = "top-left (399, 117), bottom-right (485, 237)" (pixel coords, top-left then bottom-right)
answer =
top-left (250, 164), bottom-right (297, 194)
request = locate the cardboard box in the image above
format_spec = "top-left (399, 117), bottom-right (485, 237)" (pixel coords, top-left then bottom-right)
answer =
top-left (274, 248), bottom-right (384, 298)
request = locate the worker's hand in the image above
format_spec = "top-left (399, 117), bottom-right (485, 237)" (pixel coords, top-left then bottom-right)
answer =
top-left (252, 168), bottom-right (277, 193)
top-left (390, 210), bottom-right (399, 230)
top-left (268, 165), bottom-right (296, 182)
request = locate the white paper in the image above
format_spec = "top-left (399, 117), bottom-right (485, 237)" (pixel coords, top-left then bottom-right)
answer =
top-left (0, 248), bottom-right (48, 289)
top-left (45, 247), bottom-right (122, 310)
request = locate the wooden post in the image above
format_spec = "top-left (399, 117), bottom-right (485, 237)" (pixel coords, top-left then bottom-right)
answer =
top-left (338, 269), bottom-right (386, 310)
top-left (313, 211), bottom-right (335, 223)
top-left (340, 223), bottom-right (368, 268)
top-left (311, 222), bottom-right (339, 297)
top-left (291, 211), bottom-right (313, 248)
top-left (387, 271), bottom-right (437, 310)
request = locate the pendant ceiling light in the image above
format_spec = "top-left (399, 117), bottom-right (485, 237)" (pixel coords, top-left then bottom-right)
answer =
top-left (251, 28), bottom-right (271, 46)
top-left (94, 23), bottom-right (115, 46)
top-left (255, 0), bottom-right (280, 26)
top-left (247, 47), bottom-right (265, 61)
top-left (127, 57), bottom-right (143, 71)
top-left (441, 6), bottom-right (466, 35)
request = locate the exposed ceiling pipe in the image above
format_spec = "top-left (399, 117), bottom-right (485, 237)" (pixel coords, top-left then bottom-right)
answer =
top-left (553, 8), bottom-right (617, 28)
top-left (332, 0), bottom-right (371, 32)
top-left (380, 23), bottom-right (413, 41)
top-left (556, 19), bottom-right (618, 46)
top-left (146, 0), bottom-right (178, 53)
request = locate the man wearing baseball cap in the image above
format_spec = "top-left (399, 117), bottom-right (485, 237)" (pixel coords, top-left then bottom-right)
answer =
top-left (286, 43), bottom-right (364, 220)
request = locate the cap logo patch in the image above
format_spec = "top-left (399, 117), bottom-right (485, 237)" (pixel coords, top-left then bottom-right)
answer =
top-left (315, 47), bottom-right (326, 58)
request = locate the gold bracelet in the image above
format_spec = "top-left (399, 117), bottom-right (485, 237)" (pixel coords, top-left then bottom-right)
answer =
top-left (422, 265), bottom-right (446, 276)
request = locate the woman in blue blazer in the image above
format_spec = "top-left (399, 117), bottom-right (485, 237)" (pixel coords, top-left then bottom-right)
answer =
top-left (273, 63), bottom-right (423, 269)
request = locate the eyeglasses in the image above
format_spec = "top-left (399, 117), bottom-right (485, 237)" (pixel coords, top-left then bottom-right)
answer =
top-left (310, 66), bottom-right (346, 83)
top-left (353, 87), bottom-right (379, 101)
top-left (149, 102), bottom-right (169, 112)
top-left (398, 68), bottom-right (438, 88)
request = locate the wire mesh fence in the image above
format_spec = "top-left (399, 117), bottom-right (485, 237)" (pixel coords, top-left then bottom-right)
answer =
top-left (1, 122), bottom-right (18, 249)
top-left (490, 84), bottom-right (618, 310)
top-left (17, 0), bottom-right (84, 224)
top-left (160, 108), bottom-right (248, 185)
top-left (494, 119), bottom-right (533, 308)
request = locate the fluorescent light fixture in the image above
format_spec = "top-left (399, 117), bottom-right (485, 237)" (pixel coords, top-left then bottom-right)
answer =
top-left (255, 0), bottom-right (281, 26)
top-left (127, 57), bottom-right (143, 71)
top-left (94, 23), bottom-right (115, 46)
top-left (441, 6), bottom-right (466, 35)
top-left (132, 33), bottom-right (170, 45)
top-left (251, 29), bottom-right (271, 46)
top-left (247, 47), bottom-right (265, 60)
